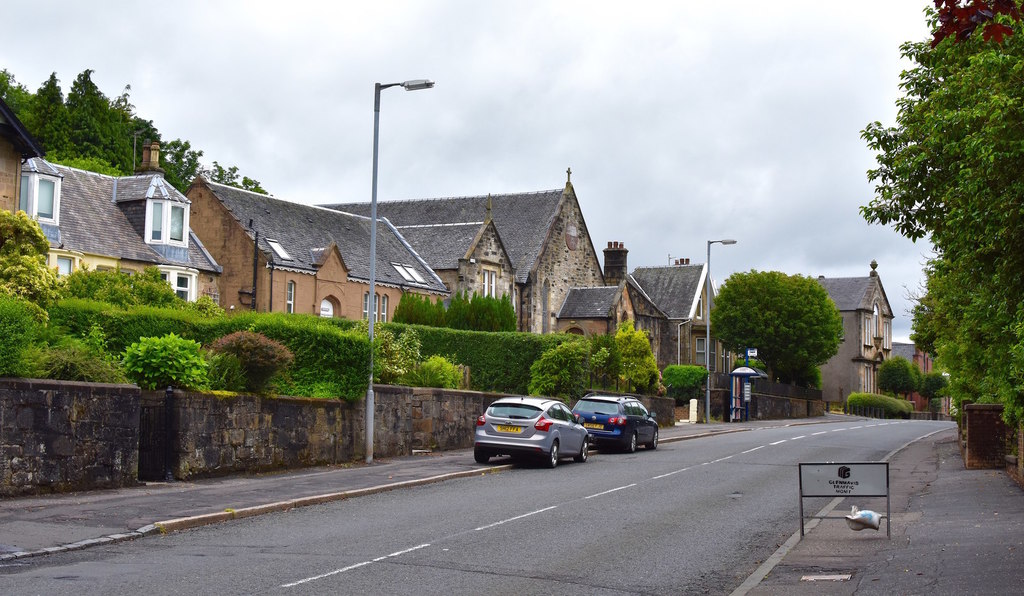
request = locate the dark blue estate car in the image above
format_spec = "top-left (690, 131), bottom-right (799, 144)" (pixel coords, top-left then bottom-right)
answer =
top-left (571, 394), bottom-right (658, 453)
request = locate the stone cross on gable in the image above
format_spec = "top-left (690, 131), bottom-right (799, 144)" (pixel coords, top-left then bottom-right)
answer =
top-left (566, 167), bottom-right (572, 183)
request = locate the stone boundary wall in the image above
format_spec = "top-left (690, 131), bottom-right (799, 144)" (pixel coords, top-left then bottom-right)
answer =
top-left (961, 403), bottom-right (1006, 469)
top-left (0, 378), bottom-right (141, 497)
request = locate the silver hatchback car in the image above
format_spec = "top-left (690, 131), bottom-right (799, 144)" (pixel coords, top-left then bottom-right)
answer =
top-left (474, 397), bottom-right (589, 468)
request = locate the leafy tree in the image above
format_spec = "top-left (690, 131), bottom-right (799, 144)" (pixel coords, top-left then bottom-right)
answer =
top-left (878, 356), bottom-right (920, 399)
top-left (588, 333), bottom-right (621, 388)
top-left (51, 155), bottom-right (122, 176)
top-left (615, 320), bottom-right (659, 393)
top-left (712, 270), bottom-right (842, 386)
top-left (861, 7), bottom-right (1024, 423)
top-left (393, 293), bottom-right (446, 327)
top-left (65, 70), bottom-right (128, 171)
top-left (0, 293), bottom-right (36, 375)
top-left (528, 339), bottom-right (590, 402)
top-left (0, 69), bottom-right (33, 116)
top-left (920, 371), bottom-right (949, 404)
top-left (208, 161), bottom-right (268, 194)
top-left (162, 138), bottom-right (204, 192)
top-left (0, 210), bottom-right (63, 316)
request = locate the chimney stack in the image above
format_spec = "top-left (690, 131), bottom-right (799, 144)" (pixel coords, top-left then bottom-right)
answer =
top-left (603, 241), bottom-right (628, 286)
top-left (136, 140), bottom-right (165, 175)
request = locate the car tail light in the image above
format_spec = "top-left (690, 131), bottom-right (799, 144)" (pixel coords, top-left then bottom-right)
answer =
top-left (608, 416), bottom-right (628, 425)
top-left (476, 415), bottom-right (486, 426)
top-left (534, 417), bottom-right (553, 432)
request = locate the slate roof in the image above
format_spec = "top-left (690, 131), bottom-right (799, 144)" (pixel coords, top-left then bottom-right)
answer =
top-left (322, 189), bottom-right (565, 284)
top-left (204, 181), bottom-right (447, 293)
top-left (816, 276), bottom-right (877, 311)
top-left (24, 158), bottom-right (219, 273)
top-left (0, 97), bottom-right (44, 158)
top-left (558, 286), bottom-right (621, 318)
top-left (629, 264), bottom-right (706, 319)
top-left (891, 342), bottom-right (916, 361)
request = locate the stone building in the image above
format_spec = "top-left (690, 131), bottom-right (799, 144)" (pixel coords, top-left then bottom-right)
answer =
top-left (816, 261), bottom-right (894, 403)
top-left (14, 145), bottom-right (221, 301)
top-left (187, 177), bottom-right (448, 318)
top-left (325, 170), bottom-right (604, 333)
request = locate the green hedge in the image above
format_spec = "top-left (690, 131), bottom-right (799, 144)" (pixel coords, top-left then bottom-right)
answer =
top-left (385, 322), bottom-right (571, 395)
top-left (847, 392), bottom-right (914, 418)
top-left (48, 299), bottom-right (369, 400)
top-left (0, 294), bottom-right (36, 376)
top-left (663, 365), bottom-right (706, 402)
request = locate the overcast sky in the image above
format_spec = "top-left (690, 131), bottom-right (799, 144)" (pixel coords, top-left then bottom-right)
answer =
top-left (4, 1), bottom-right (935, 342)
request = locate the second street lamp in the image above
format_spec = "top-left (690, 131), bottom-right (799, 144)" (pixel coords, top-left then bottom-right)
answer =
top-left (704, 238), bottom-right (736, 424)
top-left (366, 78), bottom-right (434, 464)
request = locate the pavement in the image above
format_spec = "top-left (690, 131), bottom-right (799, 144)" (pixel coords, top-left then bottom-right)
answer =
top-left (2, 414), bottom-right (1021, 594)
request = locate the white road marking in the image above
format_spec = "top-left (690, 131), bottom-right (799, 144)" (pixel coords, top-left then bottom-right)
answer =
top-left (652, 467), bottom-right (691, 479)
top-left (585, 483), bottom-right (637, 499)
top-left (832, 428), bottom-right (846, 432)
top-left (790, 435), bottom-right (806, 440)
top-left (850, 426), bottom-right (863, 430)
top-left (282, 544), bottom-right (431, 588)
top-left (741, 446), bottom-right (764, 454)
top-left (811, 431), bottom-right (827, 436)
top-left (769, 440), bottom-right (787, 445)
top-left (712, 455), bottom-right (734, 463)
top-left (474, 506), bottom-right (558, 531)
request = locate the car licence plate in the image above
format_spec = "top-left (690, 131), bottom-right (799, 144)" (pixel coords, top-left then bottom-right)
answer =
top-left (496, 425), bottom-right (523, 433)
top-left (584, 423), bottom-right (604, 430)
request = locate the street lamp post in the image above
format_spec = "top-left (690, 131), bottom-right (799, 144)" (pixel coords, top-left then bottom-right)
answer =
top-left (705, 238), bottom-right (736, 423)
top-left (367, 79), bottom-right (434, 464)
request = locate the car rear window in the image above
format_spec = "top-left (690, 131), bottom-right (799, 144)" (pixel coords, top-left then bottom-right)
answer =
top-left (573, 399), bottom-right (620, 415)
top-left (488, 404), bottom-right (542, 419)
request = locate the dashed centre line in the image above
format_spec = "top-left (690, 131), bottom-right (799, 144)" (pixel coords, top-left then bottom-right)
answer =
top-left (282, 543), bottom-right (431, 588)
top-left (474, 506), bottom-right (558, 530)
top-left (585, 484), bottom-right (637, 499)
top-left (769, 440), bottom-right (788, 445)
top-left (741, 446), bottom-right (765, 454)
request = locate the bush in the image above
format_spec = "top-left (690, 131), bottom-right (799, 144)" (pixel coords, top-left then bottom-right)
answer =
top-left (393, 293), bottom-right (446, 327)
top-left (208, 330), bottom-right (294, 393)
top-left (401, 355), bottom-right (463, 389)
top-left (847, 392), bottom-right (914, 418)
top-left (615, 320), bottom-right (659, 393)
top-left (123, 333), bottom-right (209, 390)
top-left (878, 356), bottom-right (919, 397)
top-left (528, 339), bottom-right (590, 403)
top-left (64, 267), bottom-right (179, 309)
top-left (663, 365), bottom-right (706, 403)
top-left (206, 352), bottom-right (246, 392)
top-left (0, 294), bottom-right (35, 376)
top-left (19, 337), bottom-right (128, 383)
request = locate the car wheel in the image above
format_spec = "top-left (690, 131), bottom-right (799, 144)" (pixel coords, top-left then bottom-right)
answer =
top-left (546, 440), bottom-right (560, 469)
top-left (474, 447), bottom-right (490, 464)
top-left (646, 427), bottom-right (659, 450)
top-left (574, 439), bottom-right (588, 463)
top-left (625, 431), bottom-right (637, 453)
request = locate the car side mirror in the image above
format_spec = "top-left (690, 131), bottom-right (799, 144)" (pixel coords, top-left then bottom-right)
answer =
top-left (649, 411), bottom-right (657, 420)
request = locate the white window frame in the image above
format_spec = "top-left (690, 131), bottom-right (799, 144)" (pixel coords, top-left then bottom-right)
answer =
top-left (159, 267), bottom-right (198, 302)
top-left (392, 263), bottom-right (426, 284)
top-left (380, 294), bottom-right (388, 322)
top-left (696, 337), bottom-right (707, 366)
top-left (146, 200), bottom-right (189, 248)
top-left (482, 269), bottom-right (497, 297)
top-left (362, 292), bottom-right (370, 320)
top-left (883, 320), bottom-right (891, 350)
top-left (286, 281), bottom-right (295, 314)
top-left (18, 172), bottom-right (61, 225)
top-left (863, 315), bottom-right (872, 346)
top-left (320, 298), bottom-right (334, 318)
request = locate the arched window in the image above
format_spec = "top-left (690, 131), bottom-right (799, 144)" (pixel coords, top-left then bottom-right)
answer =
top-left (320, 297), bottom-right (336, 318)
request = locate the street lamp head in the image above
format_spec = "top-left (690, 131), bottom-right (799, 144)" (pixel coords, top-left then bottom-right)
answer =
top-left (401, 79), bottom-right (435, 91)
top-left (721, 239), bottom-right (737, 245)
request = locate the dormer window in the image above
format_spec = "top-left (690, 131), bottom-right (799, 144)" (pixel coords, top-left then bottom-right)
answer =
top-left (18, 172), bottom-right (61, 224)
top-left (146, 199), bottom-right (188, 247)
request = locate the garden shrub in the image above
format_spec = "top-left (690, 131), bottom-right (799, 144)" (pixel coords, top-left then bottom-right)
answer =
top-left (0, 294), bottom-right (36, 376)
top-left (123, 333), bottom-right (209, 390)
top-left (401, 355), bottom-right (463, 389)
top-left (206, 352), bottom-right (246, 392)
top-left (847, 392), bottom-right (914, 418)
top-left (662, 365), bottom-right (706, 403)
top-left (20, 337), bottom-right (128, 383)
top-left (208, 330), bottom-right (294, 394)
top-left (528, 339), bottom-right (590, 403)
top-left (615, 320), bottom-right (659, 393)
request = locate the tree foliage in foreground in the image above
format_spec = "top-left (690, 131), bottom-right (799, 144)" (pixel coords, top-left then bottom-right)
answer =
top-left (861, 4), bottom-right (1024, 423)
top-left (712, 270), bottom-right (842, 387)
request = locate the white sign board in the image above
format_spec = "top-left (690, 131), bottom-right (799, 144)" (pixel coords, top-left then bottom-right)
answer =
top-left (799, 462), bottom-right (888, 497)
top-left (746, 348), bottom-right (757, 358)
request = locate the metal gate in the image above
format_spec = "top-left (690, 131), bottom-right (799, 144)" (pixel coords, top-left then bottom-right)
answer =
top-left (138, 390), bottom-right (173, 481)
